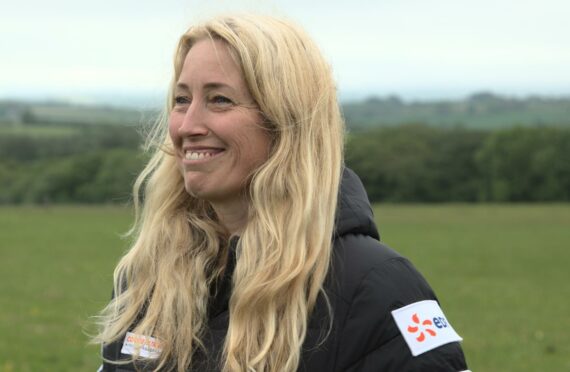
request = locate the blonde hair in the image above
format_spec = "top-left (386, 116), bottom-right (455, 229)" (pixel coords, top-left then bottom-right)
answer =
top-left (94, 14), bottom-right (344, 372)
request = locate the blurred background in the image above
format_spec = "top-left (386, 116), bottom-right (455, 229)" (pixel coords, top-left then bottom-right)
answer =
top-left (1, 0), bottom-right (569, 371)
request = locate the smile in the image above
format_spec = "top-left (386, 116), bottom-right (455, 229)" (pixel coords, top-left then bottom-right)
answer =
top-left (183, 148), bottom-right (225, 162)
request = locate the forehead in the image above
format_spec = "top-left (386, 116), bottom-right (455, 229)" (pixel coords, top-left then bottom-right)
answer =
top-left (178, 38), bottom-right (243, 86)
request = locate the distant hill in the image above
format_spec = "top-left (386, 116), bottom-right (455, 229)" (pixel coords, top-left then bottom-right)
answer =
top-left (342, 92), bottom-right (570, 130)
top-left (0, 100), bottom-right (151, 127)
top-left (1, 92), bottom-right (569, 130)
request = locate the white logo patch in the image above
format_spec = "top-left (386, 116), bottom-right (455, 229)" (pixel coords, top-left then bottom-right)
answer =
top-left (121, 332), bottom-right (162, 359)
top-left (391, 300), bottom-right (463, 356)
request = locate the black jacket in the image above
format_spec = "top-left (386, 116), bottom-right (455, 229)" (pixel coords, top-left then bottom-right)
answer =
top-left (101, 168), bottom-right (469, 371)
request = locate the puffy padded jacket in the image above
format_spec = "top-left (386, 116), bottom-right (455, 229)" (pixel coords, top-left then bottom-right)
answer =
top-left (100, 168), bottom-right (469, 371)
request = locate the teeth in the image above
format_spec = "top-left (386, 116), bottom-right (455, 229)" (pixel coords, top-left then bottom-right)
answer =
top-left (184, 151), bottom-right (214, 160)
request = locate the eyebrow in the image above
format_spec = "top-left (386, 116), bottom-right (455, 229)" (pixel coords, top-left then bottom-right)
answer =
top-left (175, 82), bottom-right (234, 92)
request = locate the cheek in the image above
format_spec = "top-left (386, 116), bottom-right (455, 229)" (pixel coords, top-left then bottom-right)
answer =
top-left (241, 129), bottom-right (270, 166)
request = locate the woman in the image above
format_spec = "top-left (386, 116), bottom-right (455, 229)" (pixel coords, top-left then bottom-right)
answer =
top-left (95, 14), bottom-right (469, 372)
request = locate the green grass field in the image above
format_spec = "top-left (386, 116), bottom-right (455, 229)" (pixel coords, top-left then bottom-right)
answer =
top-left (1, 205), bottom-right (569, 371)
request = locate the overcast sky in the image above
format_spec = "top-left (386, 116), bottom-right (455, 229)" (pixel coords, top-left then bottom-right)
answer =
top-left (1, 0), bottom-right (569, 104)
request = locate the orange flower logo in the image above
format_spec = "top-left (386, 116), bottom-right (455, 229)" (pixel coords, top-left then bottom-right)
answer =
top-left (407, 313), bottom-right (437, 342)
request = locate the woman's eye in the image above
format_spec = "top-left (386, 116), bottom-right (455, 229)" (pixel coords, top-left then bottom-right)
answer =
top-left (174, 96), bottom-right (190, 105)
top-left (210, 95), bottom-right (233, 106)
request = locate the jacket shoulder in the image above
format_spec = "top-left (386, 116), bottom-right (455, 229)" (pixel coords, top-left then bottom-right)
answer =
top-left (330, 234), bottom-right (431, 303)
top-left (328, 235), bottom-right (468, 371)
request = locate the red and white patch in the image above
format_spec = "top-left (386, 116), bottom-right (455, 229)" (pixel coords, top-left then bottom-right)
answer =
top-left (391, 300), bottom-right (463, 356)
top-left (120, 332), bottom-right (162, 359)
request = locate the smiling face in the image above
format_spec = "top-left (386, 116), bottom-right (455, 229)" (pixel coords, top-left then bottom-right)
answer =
top-left (169, 38), bottom-right (270, 209)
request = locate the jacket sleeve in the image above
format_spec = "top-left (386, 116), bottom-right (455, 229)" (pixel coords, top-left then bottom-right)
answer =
top-left (334, 257), bottom-right (469, 372)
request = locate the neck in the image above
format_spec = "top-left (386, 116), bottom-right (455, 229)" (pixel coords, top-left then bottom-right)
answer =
top-left (211, 197), bottom-right (249, 235)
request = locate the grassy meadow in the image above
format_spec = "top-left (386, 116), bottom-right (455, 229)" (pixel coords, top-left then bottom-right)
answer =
top-left (0, 204), bottom-right (569, 371)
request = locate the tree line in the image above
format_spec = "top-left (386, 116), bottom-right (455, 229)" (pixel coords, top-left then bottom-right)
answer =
top-left (0, 124), bottom-right (145, 204)
top-left (346, 125), bottom-right (570, 202)
top-left (1, 123), bottom-right (569, 204)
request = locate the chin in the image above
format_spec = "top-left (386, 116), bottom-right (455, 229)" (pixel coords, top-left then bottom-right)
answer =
top-left (184, 184), bottom-right (203, 199)
top-left (184, 183), bottom-right (217, 202)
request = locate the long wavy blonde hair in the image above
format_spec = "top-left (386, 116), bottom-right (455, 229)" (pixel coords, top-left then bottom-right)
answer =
top-left (94, 14), bottom-right (344, 372)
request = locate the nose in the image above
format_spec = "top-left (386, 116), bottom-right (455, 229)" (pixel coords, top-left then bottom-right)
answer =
top-left (177, 100), bottom-right (209, 137)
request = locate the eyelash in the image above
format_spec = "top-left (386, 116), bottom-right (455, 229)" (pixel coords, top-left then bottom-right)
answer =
top-left (174, 96), bottom-right (190, 105)
top-left (173, 95), bottom-right (234, 107)
top-left (211, 95), bottom-right (233, 105)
